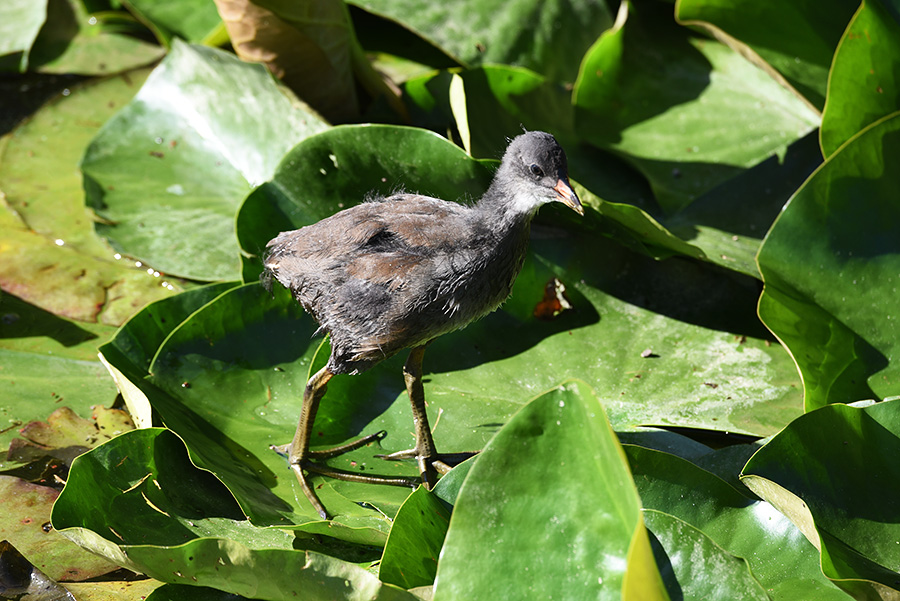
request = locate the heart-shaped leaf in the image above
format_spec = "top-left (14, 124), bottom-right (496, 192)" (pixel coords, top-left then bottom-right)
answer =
top-left (433, 382), bottom-right (668, 601)
top-left (573, 1), bottom-right (819, 212)
top-left (757, 112), bottom-right (900, 410)
top-left (349, 0), bottom-right (615, 83)
top-left (742, 399), bottom-right (900, 599)
top-left (52, 427), bottom-right (418, 601)
top-left (81, 40), bottom-right (329, 281)
top-left (675, 0), bottom-right (857, 110)
top-left (820, 0), bottom-right (900, 157)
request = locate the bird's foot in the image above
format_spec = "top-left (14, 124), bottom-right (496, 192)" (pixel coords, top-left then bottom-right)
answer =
top-left (270, 429), bottom-right (388, 461)
top-left (375, 449), bottom-right (479, 489)
top-left (271, 432), bottom-right (420, 520)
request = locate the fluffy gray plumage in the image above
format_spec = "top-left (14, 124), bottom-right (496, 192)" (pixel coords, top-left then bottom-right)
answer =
top-left (262, 131), bottom-right (580, 375)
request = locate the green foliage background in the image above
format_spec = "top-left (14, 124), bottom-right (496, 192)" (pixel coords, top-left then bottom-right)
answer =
top-left (2, 0), bottom-right (900, 599)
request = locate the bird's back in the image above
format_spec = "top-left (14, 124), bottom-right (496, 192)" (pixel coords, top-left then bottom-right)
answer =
top-left (263, 194), bottom-right (530, 374)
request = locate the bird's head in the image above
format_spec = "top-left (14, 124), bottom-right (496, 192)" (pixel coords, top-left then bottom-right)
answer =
top-left (498, 131), bottom-right (583, 217)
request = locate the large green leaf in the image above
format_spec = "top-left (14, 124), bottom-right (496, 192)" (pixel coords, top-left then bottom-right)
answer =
top-left (626, 444), bottom-right (850, 600)
top-left (664, 130), bottom-right (823, 278)
top-left (0, 348), bottom-right (118, 454)
top-left (123, 0), bottom-right (223, 45)
top-left (0, 475), bottom-right (120, 581)
top-left (757, 112), bottom-right (900, 411)
top-left (0, 67), bottom-right (178, 326)
top-left (675, 0), bottom-right (857, 111)
top-left (643, 510), bottom-right (768, 600)
top-left (349, 0), bottom-right (615, 83)
top-left (573, 1), bottom-right (819, 212)
top-left (742, 400), bottom-right (900, 599)
top-left (1, 68), bottom-right (151, 257)
top-left (820, 0), bottom-right (900, 157)
top-left (433, 383), bottom-right (667, 601)
top-left (27, 0), bottom-right (165, 75)
top-left (52, 428), bottom-right (417, 601)
top-left (0, 0), bottom-right (47, 71)
top-left (81, 40), bottom-right (329, 281)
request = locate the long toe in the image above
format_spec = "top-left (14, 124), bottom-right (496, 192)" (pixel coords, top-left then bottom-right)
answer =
top-left (376, 449), bottom-right (480, 488)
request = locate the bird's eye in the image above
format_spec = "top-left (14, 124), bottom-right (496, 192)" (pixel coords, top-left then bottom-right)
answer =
top-left (529, 164), bottom-right (544, 177)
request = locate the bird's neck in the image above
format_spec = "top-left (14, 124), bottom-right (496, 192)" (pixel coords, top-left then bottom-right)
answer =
top-left (477, 171), bottom-right (543, 234)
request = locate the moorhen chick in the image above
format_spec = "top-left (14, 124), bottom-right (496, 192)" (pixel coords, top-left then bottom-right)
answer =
top-left (262, 131), bottom-right (582, 518)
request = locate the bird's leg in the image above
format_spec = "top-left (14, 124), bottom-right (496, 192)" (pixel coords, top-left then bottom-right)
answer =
top-left (272, 365), bottom-right (418, 519)
top-left (377, 346), bottom-right (477, 489)
top-left (404, 345), bottom-right (439, 487)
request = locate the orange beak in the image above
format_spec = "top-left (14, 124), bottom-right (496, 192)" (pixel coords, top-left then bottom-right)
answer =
top-left (554, 178), bottom-right (583, 216)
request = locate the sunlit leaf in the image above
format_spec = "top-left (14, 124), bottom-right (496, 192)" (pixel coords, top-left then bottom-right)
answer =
top-left (675, 0), bottom-right (856, 110)
top-left (573, 1), bottom-right (819, 212)
top-left (0, 0), bottom-right (47, 71)
top-left (53, 428), bottom-right (418, 601)
top-left (81, 40), bottom-right (329, 281)
top-left (349, 0), bottom-right (615, 83)
top-left (0, 68), bottom-right (178, 325)
top-left (433, 383), bottom-right (667, 601)
top-left (820, 0), bottom-right (900, 157)
top-left (757, 112), bottom-right (900, 410)
top-left (742, 400), bottom-right (900, 599)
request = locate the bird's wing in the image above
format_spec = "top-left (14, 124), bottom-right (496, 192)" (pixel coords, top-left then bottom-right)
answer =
top-left (264, 195), bottom-right (474, 289)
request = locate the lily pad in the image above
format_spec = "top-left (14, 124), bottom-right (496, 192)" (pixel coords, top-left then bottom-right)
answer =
top-left (742, 400), bottom-right (900, 599)
top-left (52, 427), bottom-right (419, 601)
top-left (675, 0), bottom-right (857, 110)
top-left (757, 111), bottom-right (900, 410)
top-left (820, 0), bottom-right (900, 157)
top-left (0, 68), bottom-right (180, 325)
top-left (573, 1), bottom-right (819, 212)
top-left (433, 383), bottom-right (667, 601)
top-left (0, 0), bottom-right (47, 71)
top-left (626, 444), bottom-right (849, 599)
top-left (349, 0), bottom-right (615, 83)
top-left (81, 40), bottom-right (329, 281)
